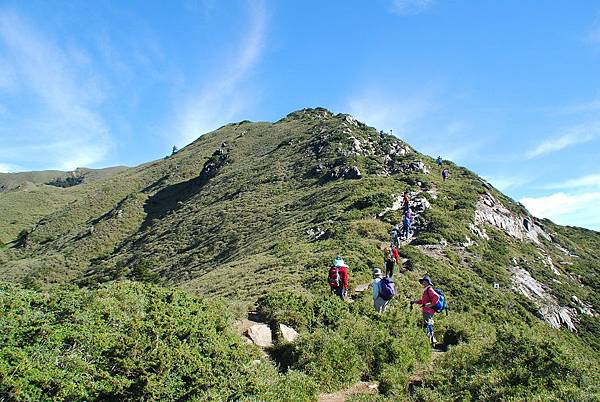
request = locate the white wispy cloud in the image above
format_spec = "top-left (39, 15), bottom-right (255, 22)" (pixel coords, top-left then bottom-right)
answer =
top-left (543, 173), bottom-right (600, 190)
top-left (483, 175), bottom-right (532, 192)
top-left (390, 0), bottom-right (434, 16)
top-left (0, 162), bottom-right (22, 173)
top-left (345, 89), bottom-right (483, 163)
top-left (587, 20), bottom-right (600, 46)
top-left (347, 89), bottom-right (435, 136)
top-left (558, 99), bottom-right (600, 114)
top-left (520, 191), bottom-right (600, 230)
top-left (175, 0), bottom-right (267, 146)
top-left (0, 9), bottom-right (112, 170)
top-left (525, 121), bottom-right (600, 159)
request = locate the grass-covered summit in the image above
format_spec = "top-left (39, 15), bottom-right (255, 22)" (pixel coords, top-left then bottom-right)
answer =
top-left (0, 108), bottom-right (598, 400)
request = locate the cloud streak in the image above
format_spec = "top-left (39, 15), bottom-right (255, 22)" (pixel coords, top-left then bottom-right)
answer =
top-left (0, 9), bottom-right (112, 171)
top-left (520, 191), bottom-right (600, 230)
top-left (347, 89), bottom-right (434, 136)
top-left (525, 121), bottom-right (600, 158)
top-left (390, 0), bottom-right (434, 16)
top-left (175, 0), bottom-right (267, 146)
top-left (543, 173), bottom-right (600, 190)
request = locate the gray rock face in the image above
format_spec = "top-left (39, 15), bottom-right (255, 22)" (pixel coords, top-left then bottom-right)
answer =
top-left (331, 165), bottom-right (362, 180)
top-left (510, 266), bottom-right (577, 332)
top-left (571, 295), bottom-right (595, 317)
top-left (472, 193), bottom-right (550, 245)
top-left (279, 324), bottom-right (299, 343)
top-left (246, 323), bottom-right (273, 347)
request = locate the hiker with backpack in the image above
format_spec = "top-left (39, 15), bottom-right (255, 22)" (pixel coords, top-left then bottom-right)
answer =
top-left (411, 275), bottom-right (447, 346)
top-left (390, 224), bottom-right (401, 248)
top-left (442, 168), bottom-right (449, 181)
top-left (402, 210), bottom-right (413, 240)
top-left (372, 268), bottom-right (395, 313)
top-left (436, 156), bottom-right (443, 167)
top-left (328, 256), bottom-right (349, 299)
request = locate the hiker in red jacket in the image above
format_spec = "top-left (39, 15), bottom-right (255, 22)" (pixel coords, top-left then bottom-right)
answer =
top-left (328, 256), bottom-right (349, 299)
top-left (391, 245), bottom-right (399, 264)
top-left (411, 275), bottom-right (439, 345)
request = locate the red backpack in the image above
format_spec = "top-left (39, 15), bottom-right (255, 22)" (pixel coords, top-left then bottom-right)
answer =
top-left (328, 266), bottom-right (341, 287)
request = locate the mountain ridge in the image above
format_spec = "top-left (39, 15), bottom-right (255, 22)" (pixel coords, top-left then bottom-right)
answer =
top-left (0, 107), bottom-right (598, 400)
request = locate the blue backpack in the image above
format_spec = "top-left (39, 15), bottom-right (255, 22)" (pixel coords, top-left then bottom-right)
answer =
top-left (432, 288), bottom-right (447, 313)
top-left (379, 277), bottom-right (396, 301)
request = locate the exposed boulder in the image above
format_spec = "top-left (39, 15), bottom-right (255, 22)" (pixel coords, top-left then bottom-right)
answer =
top-left (279, 324), bottom-right (299, 343)
top-left (331, 165), bottom-right (362, 180)
top-left (246, 323), bottom-right (273, 347)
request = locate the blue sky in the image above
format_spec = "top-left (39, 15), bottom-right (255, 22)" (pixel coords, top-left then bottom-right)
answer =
top-left (1, 0), bottom-right (600, 230)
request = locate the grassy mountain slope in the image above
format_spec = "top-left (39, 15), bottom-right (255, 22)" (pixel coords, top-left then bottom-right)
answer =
top-left (0, 167), bottom-right (127, 244)
top-left (0, 108), bottom-right (598, 400)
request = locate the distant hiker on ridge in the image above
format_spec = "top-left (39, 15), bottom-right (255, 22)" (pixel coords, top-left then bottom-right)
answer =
top-left (390, 224), bottom-right (401, 248)
top-left (402, 209), bottom-right (413, 240)
top-left (436, 156), bottom-right (443, 167)
top-left (402, 191), bottom-right (410, 213)
top-left (172, 145), bottom-right (178, 155)
top-left (372, 268), bottom-right (395, 313)
top-left (442, 168), bottom-right (449, 182)
top-left (328, 256), bottom-right (349, 300)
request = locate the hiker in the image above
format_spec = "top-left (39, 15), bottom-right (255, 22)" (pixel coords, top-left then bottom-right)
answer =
top-left (172, 145), bottom-right (178, 155)
top-left (390, 224), bottom-right (401, 248)
top-left (379, 130), bottom-right (385, 139)
top-left (436, 156), bottom-right (443, 167)
top-left (384, 250), bottom-right (395, 278)
top-left (372, 268), bottom-right (393, 313)
top-left (441, 168), bottom-right (449, 181)
top-left (328, 256), bottom-right (349, 299)
top-left (411, 276), bottom-right (439, 345)
top-left (402, 210), bottom-right (413, 240)
top-left (390, 244), bottom-right (399, 264)
top-left (402, 191), bottom-right (410, 212)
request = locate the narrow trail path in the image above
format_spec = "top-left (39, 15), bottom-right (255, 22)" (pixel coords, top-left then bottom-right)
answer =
top-left (318, 382), bottom-right (379, 402)
top-left (407, 348), bottom-right (446, 395)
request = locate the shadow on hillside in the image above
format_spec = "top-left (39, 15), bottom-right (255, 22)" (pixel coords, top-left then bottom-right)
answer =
top-left (141, 175), bottom-right (207, 231)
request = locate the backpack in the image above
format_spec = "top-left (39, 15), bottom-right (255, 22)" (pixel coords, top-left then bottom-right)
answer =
top-left (328, 266), bottom-right (341, 287)
top-left (432, 288), bottom-right (447, 313)
top-left (379, 277), bottom-right (396, 301)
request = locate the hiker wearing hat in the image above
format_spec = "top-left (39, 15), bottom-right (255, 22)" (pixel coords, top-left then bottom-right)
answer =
top-left (328, 256), bottom-right (349, 299)
top-left (372, 268), bottom-right (392, 313)
top-left (411, 275), bottom-right (440, 345)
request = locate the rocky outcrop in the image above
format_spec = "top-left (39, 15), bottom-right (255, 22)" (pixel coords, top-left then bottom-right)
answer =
top-left (330, 165), bottom-right (362, 180)
top-left (472, 193), bottom-right (550, 245)
top-left (199, 149), bottom-right (230, 181)
top-left (382, 158), bottom-right (429, 176)
top-left (280, 324), bottom-right (299, 343)
top-left (247, 323), bottom-right (273, 347)
top-left (509, 266), bottom-right (577, 332)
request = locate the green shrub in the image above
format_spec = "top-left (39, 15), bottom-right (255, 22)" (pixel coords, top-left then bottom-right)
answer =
top-left (0, 281), bottom-right (289, 401)
top-left (293, 329), bottom-right (365, 392)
